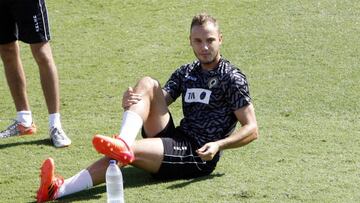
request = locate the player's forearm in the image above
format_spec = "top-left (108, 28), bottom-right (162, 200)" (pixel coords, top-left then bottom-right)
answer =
top-left (216, 124), bottom-right (258, 150)
top-left (162, 90), bottom-right (174, 106)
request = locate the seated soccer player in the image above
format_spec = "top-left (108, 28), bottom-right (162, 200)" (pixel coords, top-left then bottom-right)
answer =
top-left (36, 13), bottom-right (258, 202)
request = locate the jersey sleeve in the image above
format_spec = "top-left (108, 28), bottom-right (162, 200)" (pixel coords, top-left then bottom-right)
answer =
top-left (226, 70), bottom-right (252, 111)
top-left (163, 68), bottom-right (182, 101)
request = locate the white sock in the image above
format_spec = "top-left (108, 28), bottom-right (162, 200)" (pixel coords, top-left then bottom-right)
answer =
top-left (119, 110), bottom-right (143, 146)
top-left (56, 169), bottom-right (93, 199)
top-left (16, 111), bottom-right (32, 127)
top-left (49, 113), bottom-right (62, 129)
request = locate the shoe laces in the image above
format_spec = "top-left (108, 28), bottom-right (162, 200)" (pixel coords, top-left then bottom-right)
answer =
top-left (0, 120), bottom-right (20, 138)
top-left (50, 127), bottom-right (66, 140)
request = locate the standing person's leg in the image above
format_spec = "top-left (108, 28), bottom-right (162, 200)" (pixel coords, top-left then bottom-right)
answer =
top-left (0, 41), bottom-right (30, 112)
top-left (30, 42), bottom-right (59, 115)
top-left (0, 1), bottom-right (37, 138)
top-left (0, 42), bottom-right (36, 138)
top-left (11, 0), bottom-right (71, 147)
top-left (30, 42), bottom-right (71, 147)
top-left (0, 1), bottom-right (30, 114)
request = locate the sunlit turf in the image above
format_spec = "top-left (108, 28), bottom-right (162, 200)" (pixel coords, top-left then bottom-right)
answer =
top-left (0, 0), bottom-right (359, 202)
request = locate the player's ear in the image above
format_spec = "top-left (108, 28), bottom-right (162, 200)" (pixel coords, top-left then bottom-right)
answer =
top-left (219, 33), bottom-right (223, 45)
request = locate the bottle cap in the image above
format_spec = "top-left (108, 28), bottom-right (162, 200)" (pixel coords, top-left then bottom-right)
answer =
top-left (109, 160), bottom-right (117, 164)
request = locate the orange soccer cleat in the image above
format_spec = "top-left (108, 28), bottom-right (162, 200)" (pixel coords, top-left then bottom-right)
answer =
top-left (36, 158), bottom-right (64, 203)
top-left (92, 134), bottom-right (134, 165)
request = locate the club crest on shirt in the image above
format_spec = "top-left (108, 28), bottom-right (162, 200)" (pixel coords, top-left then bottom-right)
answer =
top-left (185, 88), bottom-right (212, 104)
top-left (208, 77), bottom-right (219, 89)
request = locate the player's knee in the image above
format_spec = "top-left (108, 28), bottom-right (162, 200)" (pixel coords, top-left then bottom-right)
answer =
top-left (138, 76), bottom-right (160, 90)
top-left (30, 43), bottom-right (53, 64)
top-left (0, 43), bottom-right (18, 59)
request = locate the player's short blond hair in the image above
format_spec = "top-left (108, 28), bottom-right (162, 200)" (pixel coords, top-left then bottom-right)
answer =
top-left (190, 13), bottom-right (220, 33)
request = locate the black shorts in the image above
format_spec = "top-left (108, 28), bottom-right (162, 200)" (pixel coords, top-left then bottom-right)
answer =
top-left (142, 114), bottom-right (220, 180)
top-left (0, 0), bottom-right (51, 44)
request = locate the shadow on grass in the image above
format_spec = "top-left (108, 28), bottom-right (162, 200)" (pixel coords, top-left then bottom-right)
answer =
top-left (0, 138), bottom-right (52, 149)
top-left (166, 172), bottom-right (225, 189)
top-left (46, 168), bottom-right (224, 202)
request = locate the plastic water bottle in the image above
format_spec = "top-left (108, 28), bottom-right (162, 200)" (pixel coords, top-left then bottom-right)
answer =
top-left (106, 160), bottom-right (124, 203)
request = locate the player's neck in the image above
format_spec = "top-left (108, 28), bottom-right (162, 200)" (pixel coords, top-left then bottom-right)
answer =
top-left (200, 56), bottom-right (221, 71)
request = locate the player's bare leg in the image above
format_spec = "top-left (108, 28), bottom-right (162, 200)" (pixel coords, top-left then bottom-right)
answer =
top-left (89, 137), bottom-right (164, 186)
top-left (30, 42), bottom-right (71, 147)
top-left (93, 77), bottom-right (170, 169)
top-left (0, 41), bottom-right (30, 112)
top-left (30, 42), bottom-right (59, 114)
top-left (0, 42), bottom-right (38, 138)
top-left (127, 76), bottom-right (170, 137)
top-left (89, 76), bottom-right (169, 188)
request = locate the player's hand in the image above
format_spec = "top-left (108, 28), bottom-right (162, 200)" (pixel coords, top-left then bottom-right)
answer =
top-left (122, 87), bottom-right (142, 109)
top-left (196, 142), bottom-right (220, 161)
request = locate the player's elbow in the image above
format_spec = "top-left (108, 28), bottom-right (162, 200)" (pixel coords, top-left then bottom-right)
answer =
top-left (250, 124), bottom-right (259, 141)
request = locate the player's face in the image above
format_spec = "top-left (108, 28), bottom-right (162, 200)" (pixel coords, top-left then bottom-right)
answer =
top-left (190, 22), bottom-right (222, 70)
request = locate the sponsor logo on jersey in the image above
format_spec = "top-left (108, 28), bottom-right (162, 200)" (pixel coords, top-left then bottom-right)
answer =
top-left (185, 88), bottom-right (211, 104)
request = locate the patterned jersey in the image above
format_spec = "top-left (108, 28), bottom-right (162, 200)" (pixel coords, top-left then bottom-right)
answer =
top-left (163, 57), bottom-right (252, 147)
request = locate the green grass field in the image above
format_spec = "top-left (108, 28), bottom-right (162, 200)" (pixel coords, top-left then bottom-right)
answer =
top-left (1, 0), bottom-right (359, 202)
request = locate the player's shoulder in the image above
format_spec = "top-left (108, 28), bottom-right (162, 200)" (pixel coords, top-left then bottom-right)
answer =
top-left (176, 60), bottom-right (200, 74)
top-left (219, 58), bottom-right (246, 78)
